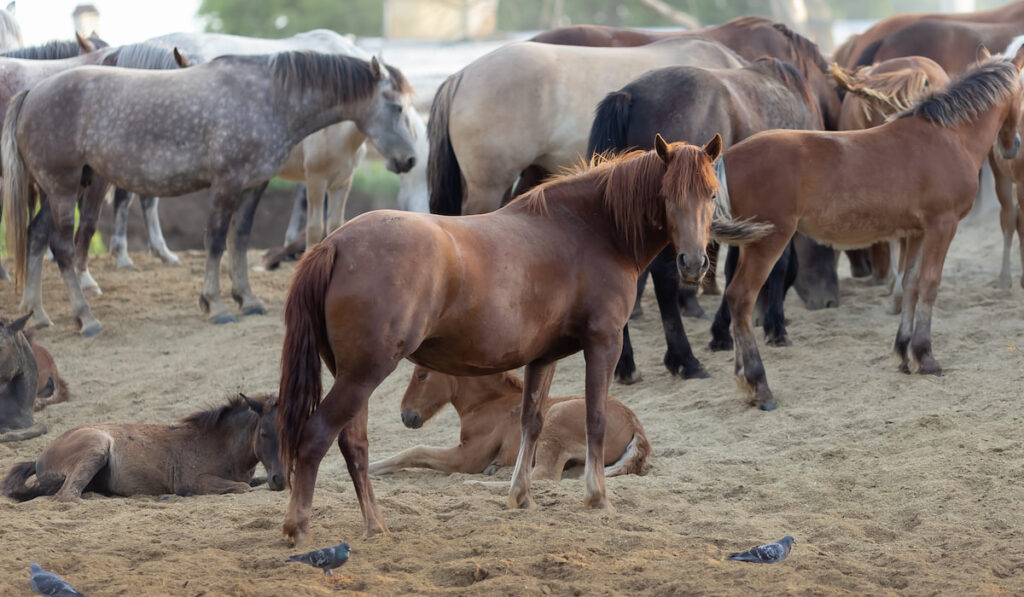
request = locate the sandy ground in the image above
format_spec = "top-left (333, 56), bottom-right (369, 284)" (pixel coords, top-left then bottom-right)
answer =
top-left (1, 202), bottom-right (1023, 596)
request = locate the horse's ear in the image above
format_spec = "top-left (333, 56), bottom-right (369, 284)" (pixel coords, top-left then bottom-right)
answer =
top-left (370, 56), bottom-right (385, 80)
top-left (977, 44), bottom-right (992, 62)
top-left (1013, 44), bottom-right (1024, 70)
top-left (173, 48), bottom-right (190, 68)
top-left (654, 133), bottom-right (672, 164)
top-left (76, 32), bottom-right (95, 54)
top-left (240, 393), bottom-right (263, 415)
top-left (5, 2), bottom-right (14, 15)
top-left (7, 311), bottom-right (32, 334)
top-left (703, 134), bottom-right (723, 163)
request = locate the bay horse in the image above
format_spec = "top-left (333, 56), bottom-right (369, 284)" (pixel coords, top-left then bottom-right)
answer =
top-left (23, 327), bottom-right (70, 411)
top-left (3, 52), bottom-right (417, 336)
top-left (148, 29), bottom-right (430, 251)
top-left (1, 393), bottom-right (283, 501)
top-left (717, 51), bottom-right (1024, 411)
top-left (832, 57), bottom-right (951, 293)
top-left (851, 20), bottom-right (1024, 75)
top-left (587, 57), bottom-right (835, 383)
top-left (0, 312), bottom-right (43, 442)
top-left (427, 36), bottom-right (744, 216)
top-left (277, 136), bottom-right (773, 544)
top-left (833, 1), bottom-right (1024, 68)
top-left (989, 37), bottom-right (1024, 290)
top-left (368, 366), bottom-right (650, 478)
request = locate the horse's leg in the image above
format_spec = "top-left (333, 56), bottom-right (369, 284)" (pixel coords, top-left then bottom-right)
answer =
top-left (991, 155), bottom-right (1016, 289)
top-left (304, 177), bottom-right (327, 250)
top-left (199, 188), bottom-right (238, 324)
top-left (109, 188), bottom-right (135, 269)
top-left (909, 223), bottom-right (957, 375)
top-left (140, 196), bottom-right (180, 265)
top-left (581, 331), bottom-right (622, 510)
top-left (227, 183), bottom-right (267, 316)
top-left (368, 442), bottom-right (496, 475)
top-left (1016, 180), bottom-right (1024, 289)
top-left (888, 238), bottom-right (909, 314)
top-left (74, 178), bottom-right (109, 298)
top-left (52, 432), bottom-right (111, 502)
top-left (868, 242), bottom-right (892, 286)
top-left (614, 324), bottom-right (641, 385)
top-left (21, 201), bottom-right (54, 328)
top-left (845, 248), bottom-right (872, 278)
top-left (284, 365), bottom-right (395, 545)
top-left (190, 474), bottom-right (252, 494)
top-left (650, 247), bottom-right (707, 379)
top-left (48, 190), bottom-right (101, 337)
top-left (0, 194), bottom-right (6, 281)
top-left (324, 176), bottom-right (355, 235)
top-left (284, 184), bottom-right (307, 245)
top-left (631, 268), bottom-right (648, 319)
top-left (508, 360), bottom-right (556, 510)
top-left (709, 245), bottom-right (739, 351)
top-left (893, 235), bottom-right (924, 372)
top-left (727, 231), bottom-right (793, 411)
top-left (762, 241), bottom-right (793, 347)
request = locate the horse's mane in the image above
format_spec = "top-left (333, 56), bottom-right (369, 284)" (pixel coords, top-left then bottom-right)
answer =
top-left (103, 42), bottom-right (191, 70)
top-left (831, 63), bottom-right (931, 119)
top-left (180, 394), bottom-right (259, 431)
top-left (770, 22), bottom-right (830, 74)
top-left (898, 57), bottom-right (1019, 127)
top-left (520, 145), bottom-right (717, 262)
top-left (751, 56), bottom-right (819, 119)
top-left (261, 51), bottom-right (411, 102)
top-left (2, 38), bottom-right (106, 59)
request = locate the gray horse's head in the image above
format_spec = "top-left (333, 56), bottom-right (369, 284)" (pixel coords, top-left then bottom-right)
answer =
top-left (359, 56), bottom-right (417, 174)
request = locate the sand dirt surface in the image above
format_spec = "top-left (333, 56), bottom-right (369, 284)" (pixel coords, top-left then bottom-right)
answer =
top-left (1, 206), bottom-right (1023, 596)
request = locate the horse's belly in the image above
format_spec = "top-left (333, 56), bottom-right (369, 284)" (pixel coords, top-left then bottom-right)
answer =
top-left (409, 333), bottom-right (581, 376)
top-left (797, 214), bottom-right (917, 250)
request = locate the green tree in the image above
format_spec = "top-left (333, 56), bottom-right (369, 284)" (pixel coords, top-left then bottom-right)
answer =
top-left (198, 0), bottom-right (384, 37)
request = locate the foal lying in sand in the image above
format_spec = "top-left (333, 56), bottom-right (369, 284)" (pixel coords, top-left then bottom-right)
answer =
top-left (369, 367), bottom-right (651, 479)
top-left (25, 328), bottom-right (70, 411)
top-left (1, 394), bottom-right (284, 501)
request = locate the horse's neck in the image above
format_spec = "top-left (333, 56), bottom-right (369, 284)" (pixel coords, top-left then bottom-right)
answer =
top-left (450, 373), bottom-right (520, 417)
top-left (952, 105), bottom-right (1012, 169)
top-left (280, 85), bottom-right (369, 149)
top-left (202, 415), bottom-right (260, 477)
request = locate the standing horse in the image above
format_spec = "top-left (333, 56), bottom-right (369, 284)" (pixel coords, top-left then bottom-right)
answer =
top-left (716, 52), bottom-right (1024, 411)
top-left (587, 57), bottom-right (834, 383)
top-left (368, 366), bottom-right (650, 478)
top-left (428, 36), bottom-right (744, 216)
top-left (3, 52), bottom-right (417, 335)
top-left (148, 29), bottom-right (430, 251)
top-left (1, 393), bottom-right (283, 501)
top-left (0, 1), bottom-right (20, 53)
top-left (277, 137), bottom-right (772, 544)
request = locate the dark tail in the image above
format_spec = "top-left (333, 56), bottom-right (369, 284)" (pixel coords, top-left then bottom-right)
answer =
top-left (853, 38), bottom-right (884, 68)
top-left (2, 89), bottom-right (31, 293)
top-left (1, 461), bottom-right (59, 501)
top-left (586, 90), bottom-right (633, 158)
top-left (278, 241), bottom-right (338, 487)
top-left (428, 71), bottom-right (465, 215)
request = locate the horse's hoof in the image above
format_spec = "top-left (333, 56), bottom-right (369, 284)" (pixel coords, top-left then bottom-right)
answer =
top-left (898, 362), bottom-right (911, 375)
top-left (508, 491), bottom-right (538, 510)
top-left (758, 399), bottom-right (777, 411)
top-left (917, 359), bottom-right (943, 376)
top-left (766, 335), bottom-right (791, 347)
top-left (584, 497), bottom-right (615, 512)
top-left (158, 252), bottom-right (181, 265)
top-left (82, 285), bottom-right (103, 298)
top-left (241, 302), bottom-right (266, 316)
top-left (708, 337), bottom-right (733, 352)
top-left (31, 315), bottom-right (53, 329)
top-left (210, 312), bottom-right (237, 325)
top-left (80, 321), bottom-right (102, 338)
top-left (683, 367), bottom-right (711, 380)
top-left (615, 369), bottom-right (642, 385)
top-left (115, 256), bottom-right (136, 269)
top-left (682, 305), bottom-right (706, 319)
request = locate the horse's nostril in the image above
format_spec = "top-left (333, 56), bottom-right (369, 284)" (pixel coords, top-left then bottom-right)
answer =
top-left (401, 409), bottom-right (422, 429)
top-left (825, 298), bottom-right (838, 309)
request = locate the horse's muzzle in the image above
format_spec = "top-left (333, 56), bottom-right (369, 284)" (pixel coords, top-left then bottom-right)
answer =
top-left (1001, 132), bottom-right (1021, 160)
top-left (401, 408), bottom-right (423, 429)
top-left (388, 155), bottom-right (416, 174)
top-left (268, 473), bottom-right (285, 491)
top-left (677, 252), bottom-right (710, 286)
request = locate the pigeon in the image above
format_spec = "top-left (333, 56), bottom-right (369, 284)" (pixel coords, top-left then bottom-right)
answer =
top-left (286, 541), bottom-right (351, 576)
top-left (727, 535), bottom-right (795, 564)
top-left (30, 563), bottom-right (85, 597)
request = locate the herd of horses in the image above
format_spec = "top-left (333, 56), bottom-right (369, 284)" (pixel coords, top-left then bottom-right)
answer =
top-left (2, 1), bottom-right (1024, 553)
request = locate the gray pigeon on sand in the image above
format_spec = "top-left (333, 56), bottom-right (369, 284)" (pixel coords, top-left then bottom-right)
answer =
top-left (30, 563), bottom-right (85, 597)
top-left (727, 535), bottom-right (794, 564)
top-left (286, 541), bottom-right (351, 576)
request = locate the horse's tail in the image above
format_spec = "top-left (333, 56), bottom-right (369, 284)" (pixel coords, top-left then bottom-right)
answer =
top-left (1, 461), bottom-right (58, 501)
top-left (2, 89), bottom-right (31, 293)
top-left (853, 38), bottom-right (884, 68)
top-left (427, 70), bottom-right (465, 215)
top-left (278, 240), bottom-right (337, 488)
top-left (0, 422), bottom-right (46, 443)
top-left (587, 90), bottom-right (633, 158)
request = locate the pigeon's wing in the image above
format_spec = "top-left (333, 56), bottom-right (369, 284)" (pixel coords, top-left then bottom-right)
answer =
top-left (289, 548), bottom-right (332, 568)
top-left (31, 571), bottom-right (84, 597)
top-left (729, 542), bottom-right (785, 562)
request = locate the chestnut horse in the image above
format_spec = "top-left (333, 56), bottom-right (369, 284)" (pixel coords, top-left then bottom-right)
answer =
top-left (277, 136), bottom-right (773, 544)
top-left (1, 394), bottom-right (283, 501)
top-left (833, 1), bottom-right (1024, 68)
top-left (368, 367), bottom-right (650, 478)
top-left (587, 57), bottom-right (834, 383)
top-left (832, 57), bottom-right (951, 294)
top-left (716, 52), bottom-right (1024, 411)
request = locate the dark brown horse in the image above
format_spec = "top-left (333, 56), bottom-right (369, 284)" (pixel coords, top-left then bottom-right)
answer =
top-left (587, 57), bottom-right (835, 382)
top-left (1, 393), bottom-right (283, 501)
top-left (717, 52), bottom-right (1024, 410)
top-left (277, 137), bottom-right (773, 545)
top-left (852, 20), bottom-right (1024, 75)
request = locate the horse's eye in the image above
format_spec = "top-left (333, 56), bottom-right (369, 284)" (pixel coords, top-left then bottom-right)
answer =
top-left (260, 431), bottom-right (269, 438)
top-left (416, 372), bottom-right (428, 381)
top-left (390, 103), bottom-right (403, 114)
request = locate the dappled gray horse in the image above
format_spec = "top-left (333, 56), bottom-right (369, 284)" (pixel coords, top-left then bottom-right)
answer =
top-left (3, 51), bottom-right (417, 336)
top-left (148, 30), bottom-right (430, 252)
